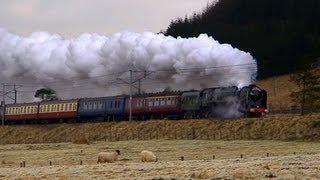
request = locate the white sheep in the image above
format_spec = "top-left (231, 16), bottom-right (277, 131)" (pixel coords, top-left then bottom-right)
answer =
top-left (97, 150), bottom-right (120, 163)
top-left (140, 150), bottom-right (157, 162)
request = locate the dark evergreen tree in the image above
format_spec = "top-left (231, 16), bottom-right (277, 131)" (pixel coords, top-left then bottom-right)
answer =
top-left (164, 0), bottom-right (320, 79)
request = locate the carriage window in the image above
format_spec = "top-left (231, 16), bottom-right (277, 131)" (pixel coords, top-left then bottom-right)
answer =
top-left (73, 104), bottom-right (77, 110)
top-left (167, 98), bottom-right (171, 105)
top-left (154, 98), bottom-right (159, 106)
top-left (114, 101), bottom-right (117, 109)
top-left (160, 98), bottom-right (165, 106)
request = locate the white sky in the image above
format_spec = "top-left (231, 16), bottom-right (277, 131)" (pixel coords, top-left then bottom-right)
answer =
top-left (0, 0), bottom-right (213, 37)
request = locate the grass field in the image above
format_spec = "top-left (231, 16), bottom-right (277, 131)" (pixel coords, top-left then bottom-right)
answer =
top-left (0, 140), bottom-right (320, 179)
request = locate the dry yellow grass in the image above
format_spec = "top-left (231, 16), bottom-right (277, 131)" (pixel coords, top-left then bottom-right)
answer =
top-left (0, 140), bottom-right (320, 179)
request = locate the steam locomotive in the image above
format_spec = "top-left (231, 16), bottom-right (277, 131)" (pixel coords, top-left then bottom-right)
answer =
top-left (0, 84), bottom-right (267, 124)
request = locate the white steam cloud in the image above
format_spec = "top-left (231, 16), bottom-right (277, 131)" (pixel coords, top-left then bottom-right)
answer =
top-left (0, 28), bottom-right (257, 101)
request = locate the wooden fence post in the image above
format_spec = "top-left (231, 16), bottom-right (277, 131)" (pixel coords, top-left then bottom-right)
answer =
top-left (180, 156), bottom-right (184, 161)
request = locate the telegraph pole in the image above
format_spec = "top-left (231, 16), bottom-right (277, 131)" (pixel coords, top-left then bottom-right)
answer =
top-left (129, 70), bottom-right (132, 121)
top-left (1, 84), bottom-right (5, 126)
top-left (117, 70), bottom-right (153, 120)
top-left (138, 79), bottom-right (141, 95)
top-left (14, 84), bottom-right (17, 103)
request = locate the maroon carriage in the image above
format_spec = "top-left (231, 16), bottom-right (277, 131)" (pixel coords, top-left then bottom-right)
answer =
top-left (125, 92), bottom-right (182, 119)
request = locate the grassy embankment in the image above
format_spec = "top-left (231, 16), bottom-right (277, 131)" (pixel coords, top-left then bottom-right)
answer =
top-left (0, 114), bottom-right (320, 144)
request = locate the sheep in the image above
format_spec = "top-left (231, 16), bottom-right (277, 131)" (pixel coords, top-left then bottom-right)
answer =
top-left (97, 150), bottom-right (120, 163)
top-left (140, 150), bottom-right (157, 162)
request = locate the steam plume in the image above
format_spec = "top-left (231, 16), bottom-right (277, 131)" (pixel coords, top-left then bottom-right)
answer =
top-left (0, 28), bottom-right (257, 101)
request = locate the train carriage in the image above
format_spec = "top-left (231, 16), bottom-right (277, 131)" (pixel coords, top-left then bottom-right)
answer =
top-left (38, 99), bottom-right (78, 120)
top-left (125, 92), bottom-right (182, 119)
top-left (78, 96), bottom-right (126, 120)
top-left (5, 102), bottom-right (39, 122)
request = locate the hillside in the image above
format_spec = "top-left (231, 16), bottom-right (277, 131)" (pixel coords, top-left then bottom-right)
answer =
top-left (257, 74), bottom-right (298, 111)
top-left (164, 0), bottom-right (320, 78)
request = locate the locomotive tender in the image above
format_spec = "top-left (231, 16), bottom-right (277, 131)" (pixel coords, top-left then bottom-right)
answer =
top-left (1, 84), bottom-right (267, 124)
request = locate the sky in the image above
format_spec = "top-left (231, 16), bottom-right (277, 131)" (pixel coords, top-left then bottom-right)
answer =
top-left (0, 0), bottom-right (213, 37)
